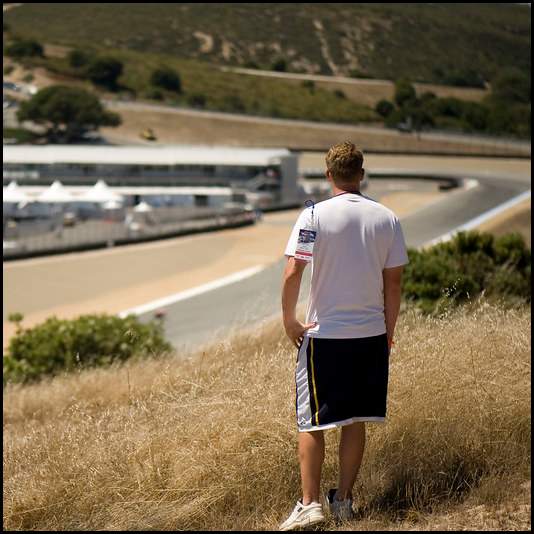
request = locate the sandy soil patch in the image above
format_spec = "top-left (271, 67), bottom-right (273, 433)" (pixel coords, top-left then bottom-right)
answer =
top-left (3, 59), bottom-right (69, 89)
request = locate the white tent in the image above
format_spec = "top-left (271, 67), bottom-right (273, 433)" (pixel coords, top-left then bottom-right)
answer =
top-left (3, 181), bottom-right (31, 204)
top-left (102, 199), bottom-right (123, 210)
top-left (79, 180), bottom-right (124, 204)
top-left (133, 201), bottom-right (153, 213)
top-left (37, 180), bottom-right (75, 203)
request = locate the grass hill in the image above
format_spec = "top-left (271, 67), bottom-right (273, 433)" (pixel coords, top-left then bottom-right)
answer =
top-left (3, 3), bottom-right (530, 86)
top-left (3, 300), bottom-right (531, 530)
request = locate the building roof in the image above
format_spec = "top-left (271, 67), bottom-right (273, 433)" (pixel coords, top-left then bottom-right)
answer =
top-left (5, 184), bottom-right (236, 199)
top-left (2, 145), bottom-right (293, 167)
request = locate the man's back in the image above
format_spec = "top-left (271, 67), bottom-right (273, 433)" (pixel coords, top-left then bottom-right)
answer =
top-left (280, 142), bottom-right (408, 529)
top-left (285, 192), bottom-right (407, 339)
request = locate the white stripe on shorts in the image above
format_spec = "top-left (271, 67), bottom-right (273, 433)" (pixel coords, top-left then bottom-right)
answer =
top-left (295, 337), bottom-right (313, 430)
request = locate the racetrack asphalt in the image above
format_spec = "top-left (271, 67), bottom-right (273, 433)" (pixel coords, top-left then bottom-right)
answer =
top-left (3, 155), bottom-right (530, 354)
top-left (134, 155), bottom-right (531, 353)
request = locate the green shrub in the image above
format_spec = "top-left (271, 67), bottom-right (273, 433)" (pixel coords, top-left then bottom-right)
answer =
top-left (150, 66), bottom-right (182, 93)
top-left (394, 78), bottom-right (416, 108)
top-left (2, 127), bottom-right (40, 144)
top-left (349, 69), bottom-right (373, 79)
top-left (403, 231), bottom-right (531, 313)
top-left (301, 80), bottom-right (316, 92)
top-left (68, 49), bottom-right (92, 68)
top-left (5, 39), bottom-right (44, 58)
top-left (375, 99), bottom-right (394, 118)
top-left (3, 313), bottom-right (174, 385)
top-left (439, 68), bottom-right (486, 88)
top-left (271, 57), bottom-right (287, 72)
top-left (87, 56), bottom-right (123, 90)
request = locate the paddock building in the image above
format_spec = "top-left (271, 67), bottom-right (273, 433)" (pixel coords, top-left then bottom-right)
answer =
top-left (2, 145), bottom-right (301, 209)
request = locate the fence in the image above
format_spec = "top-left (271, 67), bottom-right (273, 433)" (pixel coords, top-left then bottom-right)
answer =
top-left (3, 204), bottom-right (257, 260)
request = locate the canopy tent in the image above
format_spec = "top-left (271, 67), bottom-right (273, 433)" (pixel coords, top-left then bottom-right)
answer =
top-left (102, 199), bottom-right (124, 210)
top-left (78, 180), bottom-right (124, 204)
top-left (37, 180), bottom-right (76, 203)
top-left (133, 201), bottom-right (153, 213)
top-left (3, 181), bottom-right (32, 204)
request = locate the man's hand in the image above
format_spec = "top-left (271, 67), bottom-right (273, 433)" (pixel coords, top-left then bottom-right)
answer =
top-left (282, 256), bottom-right (312, 349)
top-left (284, 318), bottom-right (317, 349)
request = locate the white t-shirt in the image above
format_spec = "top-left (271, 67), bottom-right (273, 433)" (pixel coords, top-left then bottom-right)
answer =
top-left (285, 192), bottom-right (409, 339)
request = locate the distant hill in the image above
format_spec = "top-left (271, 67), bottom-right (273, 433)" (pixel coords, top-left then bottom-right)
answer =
top-left (3, 3), bottom-right (531, 86)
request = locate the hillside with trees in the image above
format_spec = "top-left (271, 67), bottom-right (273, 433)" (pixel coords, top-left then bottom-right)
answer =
top-left (3, 3), bottom-right (530, 86)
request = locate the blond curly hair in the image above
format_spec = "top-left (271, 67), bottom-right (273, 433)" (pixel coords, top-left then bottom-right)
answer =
top-left (325, 141), bottom-right (364, 184)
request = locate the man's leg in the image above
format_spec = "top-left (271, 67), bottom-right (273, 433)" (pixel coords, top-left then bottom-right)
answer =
top-left (298, 430), bottom-right (325, 505)
top-left (337, 422), bottom-right (366, 500)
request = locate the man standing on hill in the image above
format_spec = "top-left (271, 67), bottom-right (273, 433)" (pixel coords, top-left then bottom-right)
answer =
top-left (279, 141), bottom-right (408, 530)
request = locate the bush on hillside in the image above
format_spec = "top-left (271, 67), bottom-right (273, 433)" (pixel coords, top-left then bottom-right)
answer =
top-left (301, 80), bottom-right (316, 93)
top-left (375, 99), bottom-right (394, 118)
top-left (403, 231), bottom-right (531, 313)
top-left (271, 57), bottom-right (287, 72)
top-left (87, 56), bottom-right (123, 90)
top-left (150, 66), bottom-right (182, 93)
top-left (5, 38), bottom-right (44, 58)
top-left (68, 49), bottom-right (92, 69)
top-left (435, 67), bottom-right (486, 88)
top-left (382, 73), bottom-right (530, 138)
top-left (394, 78), bottom-right (417, 108)
top-left (3, 313), bottom-right (174, 385)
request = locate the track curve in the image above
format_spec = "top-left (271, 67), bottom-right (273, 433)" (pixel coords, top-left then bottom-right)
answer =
top-left (135, 157), bottom-right (530, 353)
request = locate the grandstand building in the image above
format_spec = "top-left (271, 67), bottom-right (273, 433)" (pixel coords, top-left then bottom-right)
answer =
top-left (2, 145), bottom-right (300, 209)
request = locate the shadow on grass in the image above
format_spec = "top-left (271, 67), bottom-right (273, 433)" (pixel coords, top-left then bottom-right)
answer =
top-left (356, 458), bottom-right (488, 521)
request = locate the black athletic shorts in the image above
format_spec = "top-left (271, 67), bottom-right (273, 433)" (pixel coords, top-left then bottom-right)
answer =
top-left (295, 334), bottom-right (389, 432)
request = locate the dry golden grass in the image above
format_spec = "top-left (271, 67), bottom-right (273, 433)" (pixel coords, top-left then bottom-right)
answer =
top-left (3, 300), bottom-right (531, 531)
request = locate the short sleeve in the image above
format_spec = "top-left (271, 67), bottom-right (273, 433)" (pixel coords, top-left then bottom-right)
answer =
top-left (284, 208), bottom-right (313, 257)
top-left (384, 218), bottom-right (409, 268)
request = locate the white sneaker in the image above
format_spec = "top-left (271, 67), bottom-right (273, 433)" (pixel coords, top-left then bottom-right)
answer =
top-left (326, 488), bottom-right (354, 521)
top-left (279, 500), bottom-right (325, 531)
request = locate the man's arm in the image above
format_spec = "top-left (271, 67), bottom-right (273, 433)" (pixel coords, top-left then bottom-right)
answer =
top-left (383, 265), bottom-right (404, 350)
top-left (282, 256), bottom-right (316, 348)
